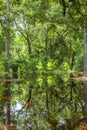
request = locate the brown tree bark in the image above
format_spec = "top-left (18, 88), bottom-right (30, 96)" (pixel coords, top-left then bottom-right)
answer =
top-left (5, 0), bottom-right (11, 125)
top-left (84, 31), bottom-right (87, 126)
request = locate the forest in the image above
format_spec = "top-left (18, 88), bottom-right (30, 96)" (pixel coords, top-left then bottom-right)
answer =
top-left (0, 0), bottom-right (87, 130)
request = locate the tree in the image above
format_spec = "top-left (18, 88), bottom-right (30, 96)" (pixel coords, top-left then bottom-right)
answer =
top-left (5, 0), bottom-right (11, 125)
top-left (0, 0), bottom-right (87, 129)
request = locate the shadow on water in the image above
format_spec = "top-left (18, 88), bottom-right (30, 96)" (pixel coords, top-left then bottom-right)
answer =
top-left (0, 72), bottom-right (85, 130)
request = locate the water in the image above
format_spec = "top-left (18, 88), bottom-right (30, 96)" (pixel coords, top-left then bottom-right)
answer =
top-left (0, 73), bottom-right (84, 130)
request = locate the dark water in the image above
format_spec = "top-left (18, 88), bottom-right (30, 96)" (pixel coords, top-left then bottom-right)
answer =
top-left (0, 73), bottom-right (84, 130)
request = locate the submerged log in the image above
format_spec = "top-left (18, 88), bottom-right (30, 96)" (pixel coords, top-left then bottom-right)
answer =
top-left (0, 125), bottom-right (16, 130)
top-left (71, 76), bottom-right (87, 81)
top-left (0, 79), bottom-right (21, 82)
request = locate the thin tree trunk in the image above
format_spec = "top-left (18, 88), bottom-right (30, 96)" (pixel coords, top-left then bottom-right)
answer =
top-left (5, 0), bottom-right (11, 125)
top-left (84, 31), bottom-right (87, 126)
top-left (27, 35), bottom-right (31, 54)
top-left (6, 0), bottom-right (10, 59)
top-left (27, 33), bottom-right (32, 107)
top-left (45, 33), bottom-right (49, 114)
top-left (46, 86), bottom-right (49, 114)
top-left (69, 45), bottom-right (73, 101)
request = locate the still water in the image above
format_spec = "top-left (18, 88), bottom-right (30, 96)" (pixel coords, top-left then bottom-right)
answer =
top-left (0, 73), bottom-right (84, 130)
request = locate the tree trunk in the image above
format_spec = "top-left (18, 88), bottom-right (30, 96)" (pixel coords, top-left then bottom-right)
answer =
top-left (27, 33), bottom-right (32, 106)
top-left (5, 0), bottom-right (11, 125)
top-left (6, 0), bottom-right (10, 60)
top-left (84, 31), bottom-right (87, 126)
top-left (45, 33), bottom-right (49, 114)
top-left (27, 36), bottom-right (31, 54)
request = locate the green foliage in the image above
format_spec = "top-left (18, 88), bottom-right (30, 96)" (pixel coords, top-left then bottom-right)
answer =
top-left (0, 0), bottom-right (86, 129)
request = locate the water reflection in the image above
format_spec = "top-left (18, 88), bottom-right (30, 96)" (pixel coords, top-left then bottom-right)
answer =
top-left (0, 73), bottom-right (84, 130)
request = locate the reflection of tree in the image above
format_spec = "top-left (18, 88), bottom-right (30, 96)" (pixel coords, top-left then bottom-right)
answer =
top-left (0, 0), bottom-right (86, 129)
top-left (84, 31), bottom-right (87, 126)
top-left (5, 0), bottom-right (11, 125)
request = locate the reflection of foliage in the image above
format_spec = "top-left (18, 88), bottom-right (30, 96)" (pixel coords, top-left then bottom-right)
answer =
top-left (10, 74), bottom-right (84, 130)
top-left (0, 0), bottom-right (86, 129)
